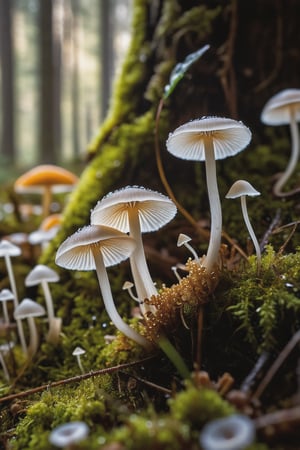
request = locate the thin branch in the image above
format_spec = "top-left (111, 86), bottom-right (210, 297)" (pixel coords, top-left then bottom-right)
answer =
top-left (0, 355), bottom-right (155, 404)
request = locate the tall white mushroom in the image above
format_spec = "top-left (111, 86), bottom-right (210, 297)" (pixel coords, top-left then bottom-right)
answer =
top-left (226, 180), bottom-right (261, 269)
top-left (55, 225), bottom-right (151, 349)
top-left (261, 89), bottom-right (300, 196)
top-left (90, 186), bottom-right (177, 304)
top-left (14, 298), bottom-right (46, 358)
top-left (166, 116), bottom-right (252, 272)
top-left (0, 240), bottom-right (27, 353)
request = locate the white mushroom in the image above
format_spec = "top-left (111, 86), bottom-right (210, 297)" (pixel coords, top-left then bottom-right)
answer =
top-left (14, 298), bottom-right (46, 358)
top-left (90, 186), bottom-right (177, 305)
top-left (122, 281), bottom-right (139, 302)
top-left (177, 233), bottom-right (199, 263)
top-left (55, 225), bottom-right (151, 349)
top-left (49, 421), bottom-right (89, 448)
top-left (226, 180), bottom-right (261, 269)
top-left (166, 117), bottom-right (251, 272)
top-left (200, 414), bottom-right (255, 450)
top-left (261, 88), bottom-right (300, 196)
top-left (72, 346), bottom-right (86, 374)
top-left (0, 240), bottom-right (27, 353)
top-left (25, 264), bottom-right (61, 344)
top-left (25, 264), bottom-right (59, 322)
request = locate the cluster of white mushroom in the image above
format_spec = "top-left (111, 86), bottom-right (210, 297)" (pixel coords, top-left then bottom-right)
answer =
top-left (0, 239), bottom-right (61, 380)
top-left (55, 186), bottom-right (179, 351)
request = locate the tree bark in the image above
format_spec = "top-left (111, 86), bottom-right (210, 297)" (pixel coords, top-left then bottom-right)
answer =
top-left (0, 0), bottom-right (16, 164)
top-left (39, 0), bottom-right (61, 164)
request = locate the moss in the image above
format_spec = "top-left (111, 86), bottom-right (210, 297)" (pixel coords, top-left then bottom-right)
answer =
top-left (169, 383), bottom-right (235, 429)
top-left (225, 245), bottom-right (300, 352)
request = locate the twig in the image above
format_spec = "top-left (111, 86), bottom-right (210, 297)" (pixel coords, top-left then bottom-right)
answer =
top-left (240, 351), bottom-right (270, 394)
top-left (255, 405), bottom-right (300, 430)
top-left (251, 330), bottom-right (300, 402)
top-left (0, 355), bottom-right (155, 405)
top-left (260, 208), bottom-right (281, 251)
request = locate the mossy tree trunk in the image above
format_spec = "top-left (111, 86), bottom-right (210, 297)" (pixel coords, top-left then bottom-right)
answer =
top-left (42, 0), bottom-right (300, 315)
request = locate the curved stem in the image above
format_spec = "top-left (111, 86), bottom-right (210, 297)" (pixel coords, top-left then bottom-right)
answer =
top-left (41, 280), bottom-right (55, 321)
top-left (92, 248), bottom-right (152, 349)
top-left (27, 317), bottom-right (38, 358)
top-left (240, 196), bottom-right (261, 270)
top-left (202, 140), bottom-right (222, 272)
top-left (128, 210), bottom-right (158, 301)
top-left (274, 109), bottom-right (299, 196)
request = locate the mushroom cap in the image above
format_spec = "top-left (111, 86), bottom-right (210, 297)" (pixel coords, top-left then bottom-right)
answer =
top-left (0, 239), bottom-right (21, 257)
top-left (40, 213), bottom-right (62, 231)
top-left (72, 346), bottom-right (86, 356)
top-left (0, 289), bottom-right (15, 302)
top-left (166, 116), bottom-right (252, 161)
top-left (55, 225), bottom-right (136, 271)
top-left (200, 414), bottom-right (255, 450)
top-left (225, 180), bottom-right (261, 199)
top-left (49, 421), bottom-right (89, 447)
top-left (14, 298), bottom-right (46, 320)
top-left (14, 164), bottom-right (79, 194)
top-left (90, 186), bottom-right (177, 233)
top-left (177, 233), bottom-right (192, 247)
top-left (261, 88), bottom-right (300, 125)
top-left (28, 227), bottom-right (59, 245)
top-left (25, 264), bottom-right (59, 286)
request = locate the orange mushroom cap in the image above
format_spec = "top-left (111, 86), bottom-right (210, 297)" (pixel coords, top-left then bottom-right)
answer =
top-left (40, 213), bottom-right (62, 231)
top-left (14, 165), bottom-right (79, 194)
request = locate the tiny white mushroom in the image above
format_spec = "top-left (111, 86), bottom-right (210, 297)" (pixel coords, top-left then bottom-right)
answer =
top-left (0, 240), bottom-right (27, 353)
top-left (0, 289), bottom-right (15, 324)
top-left (200, 414), bottom-right (255, 450)
top-left (177, 233), bottom-right (199, 263)
top-left (171, 266), bottom-right (182, 282)
top-left (14, 298), bottom-right (46, 358)
top-left (166, 117), bottom-right (251, 272)
top-left (55, 225), bottom-right (151, 349)
top-left (122, 281), bottom-right (139, 302)
top-left (261, 88), bottom-right (300, 196)
top-left (49, 421), bottom-right (89, 448)
top-left (72, 346), bottom-right (86, 374)
top-left (226, 180), bottom-right (261, 268)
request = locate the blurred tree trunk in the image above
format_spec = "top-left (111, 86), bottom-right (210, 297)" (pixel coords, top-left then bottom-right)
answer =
top-left (99, 0), bottom-right (114, 118)
top-left (0, 0), bottom-right (15, 164)
top-left (43, 0), bottom-right (300, 298)
top-left (39, 0), bottom-right (62, 164)
top-left (70, 0), bottom-right (80, 159)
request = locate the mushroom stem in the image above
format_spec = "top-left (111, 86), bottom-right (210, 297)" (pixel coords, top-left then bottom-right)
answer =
top-left (4, 255), bottom-right (27, 354)
top-left (41, 280), bottom-right (55, 322)
top-left (202, 140), bottom-right (222, 272)
top-left (27, 316), bottom-right (39, 358)
top-left (42, 185), bottom-right (52, 217)
top-left (274, 109), bottom-right (299, 196)
top-left (76, 355), bottom-right (84, 374)
top-left (240, 196), bottom-right (261, 269)
top-left (0, 352), bottom-right (10, 381)
top-left (128, 211), bottom-right (158, 301)
top-left (92, 248), bottom-right (152, 349)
